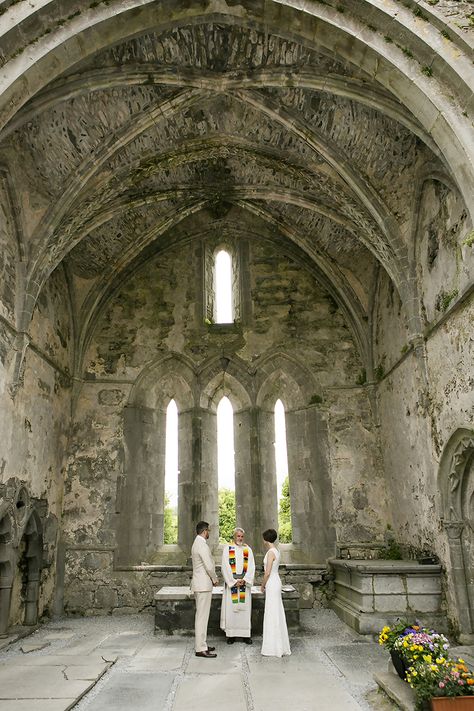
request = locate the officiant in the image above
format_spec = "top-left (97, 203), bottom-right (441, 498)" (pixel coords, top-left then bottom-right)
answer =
top-left (220, 527), bottom-right (256, 644)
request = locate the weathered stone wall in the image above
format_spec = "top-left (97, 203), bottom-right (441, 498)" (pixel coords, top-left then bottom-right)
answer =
top-left (0, 266), bottom-right (73, 623)
top-left (374, 179), bottom-right (474, 630)
top-left (61, 236), bottom-right (388, 613)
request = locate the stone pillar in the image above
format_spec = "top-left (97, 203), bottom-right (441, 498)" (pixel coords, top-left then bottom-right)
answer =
top-left (0, 583), bottom-right (12, 637)
top-left (257, 408), bottom-right (278, 536)
top-left (200, 409), bottom-right (218, 550)
top-left (286, 406), bottom-right (335, 562)
top-left (117, 405), bottom-right (166, 564)
top-left (24, 572), bottom-right (40, 626)
top-left (178, 409), bottom-right (195, 552)
top-left (235, 407), bottom-right (262, 551)
top-left (444, 520), bottom-right (473, 635)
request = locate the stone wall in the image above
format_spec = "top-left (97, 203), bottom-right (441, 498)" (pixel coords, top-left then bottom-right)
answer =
top-left (61, 236), bottom-right (388, 611)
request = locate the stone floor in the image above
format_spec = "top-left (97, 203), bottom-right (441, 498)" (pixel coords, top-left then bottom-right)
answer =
top-left (0, 609), bottom-right (401, 710)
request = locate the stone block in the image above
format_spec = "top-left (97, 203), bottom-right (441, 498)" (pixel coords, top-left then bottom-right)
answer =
top-left (94, 587), bottom-right (118, 609)
top-left (407, 594), bottom-right (441, 613)
top-left (373, 575), bottom-right (405, 595)
top-left (374, 594), bottom-right (407, 613)
top-left (405, 576), bottom-right (441, 595)
top-left (297, 583), bottom-right (314, 608)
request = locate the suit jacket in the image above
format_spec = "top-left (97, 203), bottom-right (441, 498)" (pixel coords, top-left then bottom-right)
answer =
top-left (191, 535), bottom-right (217, 592)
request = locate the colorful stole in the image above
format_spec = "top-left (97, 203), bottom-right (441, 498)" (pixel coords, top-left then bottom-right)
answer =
top-left (229, 545), bottom-right (249, 604)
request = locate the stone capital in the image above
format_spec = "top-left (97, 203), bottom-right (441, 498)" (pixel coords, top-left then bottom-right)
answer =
top-left (442, 519), bottom-right (464, 540)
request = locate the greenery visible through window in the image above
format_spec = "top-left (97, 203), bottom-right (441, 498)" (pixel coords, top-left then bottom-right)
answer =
top-left (164, 399), bottom-right (178, 544)
top-left (164, 493), bottom-right (177, 544)
top-left (278, 476), bottom-right (292, 543)
top-left (218, 488), bottom-right (236, 543)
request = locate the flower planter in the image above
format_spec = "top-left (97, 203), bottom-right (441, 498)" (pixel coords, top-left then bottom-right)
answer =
top-left (390, 649), bottom-right (409, 680)
top-left (431, 698), bottom-right (474, 710)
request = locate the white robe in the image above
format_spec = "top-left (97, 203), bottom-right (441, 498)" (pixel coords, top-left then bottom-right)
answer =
top-left (220, 543), bottom-right (255, 638)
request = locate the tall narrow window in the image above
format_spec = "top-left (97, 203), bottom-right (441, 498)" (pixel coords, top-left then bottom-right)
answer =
top-left (215, 250), bottom-right (233, 323)
top-left (217, 396), bottom-right (236, 542)
top-left (274, 399), bottom-right (292, 543)
top-left (164, 399), bottom-right (178, 544)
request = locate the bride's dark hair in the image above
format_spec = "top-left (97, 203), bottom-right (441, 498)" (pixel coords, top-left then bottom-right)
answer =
top-left (262, 528), bottom-right (277, 543)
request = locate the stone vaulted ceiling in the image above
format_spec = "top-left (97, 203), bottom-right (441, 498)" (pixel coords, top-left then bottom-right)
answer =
top-left (0, 2), bottom-right (473, 374)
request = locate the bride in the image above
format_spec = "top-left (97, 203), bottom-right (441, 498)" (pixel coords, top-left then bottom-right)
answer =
top-left (260, 528), bottom-right (291, 657)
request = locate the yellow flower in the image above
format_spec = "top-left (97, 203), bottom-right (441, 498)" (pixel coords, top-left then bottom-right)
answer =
top-left (436, 658), bottom-right (446, 664)
top-left (431, 665), bottom-right (438, 671)
top-left (412, 671), bottom-right (418, 677)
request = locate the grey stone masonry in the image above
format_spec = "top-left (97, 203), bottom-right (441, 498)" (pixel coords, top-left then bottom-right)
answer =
top-left (154, 585), bottom-right (300, 635)
top-left (330, 559), bottom-right (446, 635)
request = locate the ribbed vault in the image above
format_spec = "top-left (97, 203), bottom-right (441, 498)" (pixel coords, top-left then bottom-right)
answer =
top-left (0, 2), bottom-right (472, 379)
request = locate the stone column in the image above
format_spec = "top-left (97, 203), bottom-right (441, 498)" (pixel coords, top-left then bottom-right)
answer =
top-left (200, 409), bottom-right (218, 550)
top-left (257, 408), bottom-right (278, 535)
top-left (234, 407), bottom-right (262, 551)
top-left (117, 405), bottom-right (166, 564)
top-left (286, 406), bottom-right (335, 562)
top-left (178, 409), bottom-right (195, 552)
top-left (0, 583), bottom-right (12, 637)
top-left (444, 520), bottom-right (473, 635)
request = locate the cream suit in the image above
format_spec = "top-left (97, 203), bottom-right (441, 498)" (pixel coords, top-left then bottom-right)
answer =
top-left (191, 534), bottom-right (217, 652)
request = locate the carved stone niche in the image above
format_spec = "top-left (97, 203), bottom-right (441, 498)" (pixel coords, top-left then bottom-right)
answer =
top-left (0, 478), bottom-right (44, 636)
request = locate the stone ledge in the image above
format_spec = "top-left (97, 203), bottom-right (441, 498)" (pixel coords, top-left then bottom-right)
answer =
top-left (374, 671), bottom-right (415, 711)
top-left (154, 584), bottom-right (299, 601)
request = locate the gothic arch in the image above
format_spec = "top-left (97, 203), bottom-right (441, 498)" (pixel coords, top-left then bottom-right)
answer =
top-left (439, 428), bottom-right (474, 641)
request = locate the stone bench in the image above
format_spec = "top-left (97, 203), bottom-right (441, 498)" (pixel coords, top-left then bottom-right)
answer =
top-left (154, 585), bottom-right (300, 635)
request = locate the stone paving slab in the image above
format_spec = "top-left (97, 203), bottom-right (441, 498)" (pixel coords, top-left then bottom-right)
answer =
top-left (0, 666), bottom-right (96, 699)
top-left (0, 654), bottom-right (116, 667)
top-left (323, 641), bottom-right (387, 685)
top-left (249, 669), bottom-right (363, 711)
top-left (173, 673), bottom-right (247, 711)
top-left (0, 700), bottom-right (77, 711)
top-left (83, 671), bottom-right (175, 711)
top-left (186, 644), bottom-right (242, 674)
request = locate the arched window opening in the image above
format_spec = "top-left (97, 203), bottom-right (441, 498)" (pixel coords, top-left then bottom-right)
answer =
top-left (215, 250), bottom-right (233, 323)
top-left (164, 399), bottom-right (178, 544)
top-left (217, 396), bottom-right (236, 542)
top-left (274, 399), bottom-right (292, 543)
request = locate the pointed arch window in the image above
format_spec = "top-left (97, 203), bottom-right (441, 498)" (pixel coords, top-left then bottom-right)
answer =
top-left (274, 399), bottom-right (292, 543)
top-left (164, 399), bottom-right (178, 544)
top-left (217, 396), bottom-right (236, 542)
top-left (215, 249), bottom-right (233, 323)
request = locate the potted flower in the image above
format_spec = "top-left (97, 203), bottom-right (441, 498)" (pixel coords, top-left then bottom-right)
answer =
top-left (406, 657), bottom-right (474, 710)
top-left (379, 620), bottom-right (413, 679)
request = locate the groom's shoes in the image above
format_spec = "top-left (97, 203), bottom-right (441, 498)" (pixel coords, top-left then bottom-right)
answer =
top-left (195, 650), bottom-right (217, 658)
top-left (243, 637), bottom-right (252, 645)
top-left (226, 637), bottom-right (235, 645)
top-left (207, 646), bottom-right (215, 652)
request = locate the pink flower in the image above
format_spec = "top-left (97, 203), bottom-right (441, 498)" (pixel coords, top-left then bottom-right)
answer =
top-left (439, 682), bottom-right (445, 689)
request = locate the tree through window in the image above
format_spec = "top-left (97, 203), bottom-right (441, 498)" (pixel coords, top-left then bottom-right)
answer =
top-left (164, 399), bottom-right (178, 544)
top-left (217, 396), bottom-right (236, 541)
top-left (274, 399), bottom-right (292, 542)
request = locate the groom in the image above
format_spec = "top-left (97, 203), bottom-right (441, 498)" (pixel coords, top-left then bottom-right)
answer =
top-left (220, 527), bottom-right (255, 644)
top-left (191, 521), bottom-right (219, 658)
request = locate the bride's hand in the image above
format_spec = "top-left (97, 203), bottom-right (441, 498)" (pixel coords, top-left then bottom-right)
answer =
top-left (260, 584), bottom-right (265, 593)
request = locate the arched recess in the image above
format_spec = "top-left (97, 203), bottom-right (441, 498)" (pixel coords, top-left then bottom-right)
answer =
top-left (439, 428), bottom-right (474, 642)
top-left (199, 358), bottom-right (253, 549)
top-left (0, 514), bottom-right (14, 637)
top-left (116, 354), bottom-right (195, 565)
top-left (256, 353), bottom-right (335, 563)
top-left (20, 511), bottom-right (43, 627)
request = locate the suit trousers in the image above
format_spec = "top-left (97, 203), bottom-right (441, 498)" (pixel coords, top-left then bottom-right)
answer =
top-left (194, 591), bottom-right (212, 652)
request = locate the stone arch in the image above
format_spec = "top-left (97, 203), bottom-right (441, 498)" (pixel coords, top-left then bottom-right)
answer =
top-left (128, 353), bottom-right (195, 411)
top-left (0, 514), bottom-right (14, 637)
top-left (117, 354), bottom-right (197, 564)
top-left (20, 511), bottom-right (43, 627)
top-left (199, 359), bottom-right (253, 414)
top-left (256, 351), bottom-right (320, 411)
top-left (255, 351), bottom-right (335, 561)
top-left (439, 428), bottom-right (474, 641)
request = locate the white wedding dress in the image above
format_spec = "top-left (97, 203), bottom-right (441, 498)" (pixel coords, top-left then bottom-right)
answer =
top-left (261, 547), bottom-right (291, 657)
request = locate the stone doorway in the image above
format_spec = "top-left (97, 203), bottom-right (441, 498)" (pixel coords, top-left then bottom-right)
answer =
top-left (439, 429), bottom-right (474, 642)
